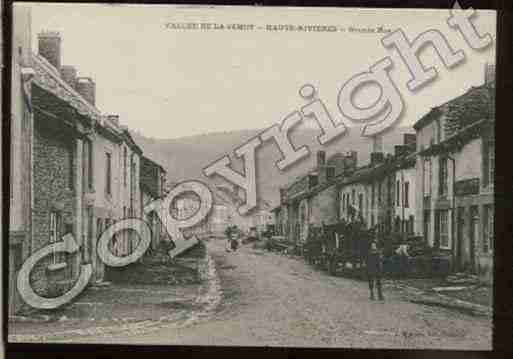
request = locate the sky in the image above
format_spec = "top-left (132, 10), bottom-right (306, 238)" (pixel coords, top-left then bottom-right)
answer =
top-left (21, 3), bottom-right (496, 139)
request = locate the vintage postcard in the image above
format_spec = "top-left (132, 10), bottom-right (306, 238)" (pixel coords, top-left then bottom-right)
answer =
top-left (7, 2), bottom-right (495, 349)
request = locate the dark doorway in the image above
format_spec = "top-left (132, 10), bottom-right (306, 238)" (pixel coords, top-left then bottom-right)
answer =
top-left (469, 206), bottom-right (478, 273)
top-left (456, 207), bottom-right (465, 271)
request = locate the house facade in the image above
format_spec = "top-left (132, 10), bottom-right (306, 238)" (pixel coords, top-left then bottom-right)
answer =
top-left (337, 135), bottom-right (416, 236)
top-left (414, 67), bottom-right (495, 282)
top-left (9, 21), bottom-right (155, 313)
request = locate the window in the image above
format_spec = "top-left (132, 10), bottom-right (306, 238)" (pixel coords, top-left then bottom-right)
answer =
top-left (371, 183), bottom-right (375, 207)
top-left (423, 158), bottom-right (431, 196)
top-left (351, 189), bottom-right (355, 205)
top-left (396, 180), bottom-right (400, 206)
top-left (404, 181), bottom-right (410, 208)
top-left (408, 215), bottom-right (414, 234)
top-left (50, 211), bottom-right (64, 264)
top-left (387, 177), bottom-right (392, 206)
top-left (83, 206), bottom-right (93, 263)
top-left (483, 139), bottom-right (494, 187)
top-left (378, 182), bottom-right (382, 205)
top-left (130, 154), bottom-right (136, 212)
top-left (423, 210), bottom-right (430, 243)
top-left (483, 205), bottom-right (494, 253)
top-left (439, 157), bottom-right (448, 197)
top-left (105, 152), bottom-right (112, 196)
top-left (124, 147), bottom-right (128, 187)
top-left (436, 119), bottom-right (441, 143)
top-left (68, 145), bottom-right (74, 190)
top-left (437, 210), bottom-right (450, 249)
top-left (489, 142), bottom-right (495, 184)
top-left (83, 139), bottom-right (93, 190)
top-left (358, 193), bottom-right (363, 213)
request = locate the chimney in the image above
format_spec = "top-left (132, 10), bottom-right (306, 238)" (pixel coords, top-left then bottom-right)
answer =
top-left (107, 114), bottom-right (119, 127)
top-left (343, 151), bottom-right (357, 174)
top-left (76, 77), bottom-right (96, 106)
top-left (279, 188), bottom-right (287, 204)
top-left (370, 152), bottom-right (384, 166)
top-left (60, 65), bottom-right (77, 89)
top-left (317, 151), bottom-right (326, 168)
top-left (38, 31), bottom-right (61, 71)
top-left (327, 153), bottom-right (346, 177)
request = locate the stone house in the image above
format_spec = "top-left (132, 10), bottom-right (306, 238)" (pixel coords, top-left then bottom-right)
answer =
top-left (9, 23), bottom-right (147, 313)
top-left (22, 31), bottom-right (106, 302)
top-left (414, 65), bottom-right (495, 282)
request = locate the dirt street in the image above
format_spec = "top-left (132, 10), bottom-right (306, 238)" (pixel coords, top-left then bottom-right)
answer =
top-left (27, 239), bottom-right (492, 349)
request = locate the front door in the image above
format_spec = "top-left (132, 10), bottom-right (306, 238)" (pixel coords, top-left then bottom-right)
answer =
top-left (469, 206), bottom-right (478, 273)
top-left (456, 207), bottom-right (465, 271)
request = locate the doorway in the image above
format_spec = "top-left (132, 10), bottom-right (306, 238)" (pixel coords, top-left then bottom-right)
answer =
top-left (456, 207), bottom-right (465, 271)
top-left (469, 206), bottom-right (478, 273)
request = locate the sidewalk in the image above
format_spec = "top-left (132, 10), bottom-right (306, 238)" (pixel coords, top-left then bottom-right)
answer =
top-left (383, 273), bottom-right (492, 317)
top-left (9, 241), bottom-right (216, 342)
top-left (268, 246), bottom-right (493, 318)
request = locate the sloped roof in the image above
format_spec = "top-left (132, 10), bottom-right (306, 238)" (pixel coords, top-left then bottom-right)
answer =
top-left (442, 83), bottom-right (494, 137)
top-left (31, 54), bottom-right (101, 122)
top-left (122, 129), bottom-right (143, 154)
top-left (141, 155), bottom-right (166, 172)
top-left (413, 82), bottom-right (494, 133)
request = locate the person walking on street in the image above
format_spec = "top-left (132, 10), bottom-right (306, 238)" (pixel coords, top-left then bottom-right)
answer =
top-left (366, 238), bottom-right (384, 301)
top-left (230, 229), bottom-right (239, 252)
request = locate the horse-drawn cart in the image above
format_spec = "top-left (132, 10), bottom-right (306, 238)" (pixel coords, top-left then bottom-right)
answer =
top-left (302, 220), bottom-right (374, 277)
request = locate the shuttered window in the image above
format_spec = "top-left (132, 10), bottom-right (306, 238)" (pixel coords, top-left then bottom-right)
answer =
top-left (105, 152), bottom-right (112, 196)
top-left (483, 205), bottom-right (494, 253)
top-left (483, 139), bottom-right (494, 187)
top-left (404, 181), bottom-right (410, 208)
top-left (439, 157), bottom-right (448, 197)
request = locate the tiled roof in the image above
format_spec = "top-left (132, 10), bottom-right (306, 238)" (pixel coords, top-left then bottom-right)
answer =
top-left (31, 54), bottom-right (101, 122)
top-left (142, 155), bottom-right (166, 172)
top-left (443, 83), bottom-right (494, 137)
top-left (413, 81), bottom-right (494, 133)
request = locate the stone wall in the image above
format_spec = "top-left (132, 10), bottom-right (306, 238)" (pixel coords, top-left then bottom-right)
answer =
top-left (31, 116), bottom-right (79, 297)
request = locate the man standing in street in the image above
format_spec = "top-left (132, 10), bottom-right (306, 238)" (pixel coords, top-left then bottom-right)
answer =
top-left (366, 238), bottom-right (384, 301)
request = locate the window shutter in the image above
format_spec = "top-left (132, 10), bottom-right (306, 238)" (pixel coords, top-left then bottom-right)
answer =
top-left (434, 211), bottom-right (440, 248)
top-left (482, 140), bottom-right (489, 187)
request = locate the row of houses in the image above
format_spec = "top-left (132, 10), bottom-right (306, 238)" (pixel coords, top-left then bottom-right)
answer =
top-left (173, 182), bottom-right (274, 239)
top-left (272, 63), bottom-right (495, 283)
top-left (8, 8), bottom-right (168, 315)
